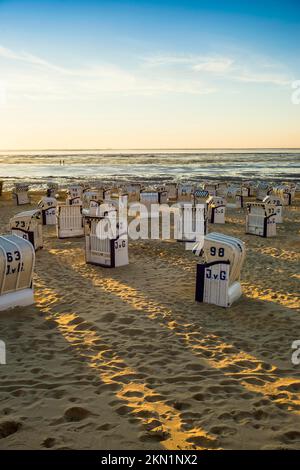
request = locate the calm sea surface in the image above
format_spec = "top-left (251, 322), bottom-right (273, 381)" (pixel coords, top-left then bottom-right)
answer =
top-left (0, 149), bottom-right (299, 189)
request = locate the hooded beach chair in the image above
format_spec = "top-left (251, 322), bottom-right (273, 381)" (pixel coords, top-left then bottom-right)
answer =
top-left (10, 209), bottom-right (43, 250)
top-left (263, 195), bottom-right (283, 223)
top-left (66, 184), bottom-right (83, 206)
top-left (56, 205), bottom-right (84, 238)
top-left (194, 232), bottom-right (245, 307)
top-left (203, 182), bottom-right (218, 196)
top-left (226, 187), bottom-right (244, 209)
top-left (38, 196), bottom-right (58, 225)
top-left (46, 182), bottom-right (58, 198)
top-left (0, 234), bottom-right (35, 311)
top-left (84, 213), bottom-right (128, 268)
top-left (246, 202), bottom-right (276, 237)
top-left (175, 204), bottom-right (208, 249)
top-left (177, 184), bottom-right (194, 202)
top-left (12, 183), bottom-right (30, 205)
top-left (126, 183), bottom-right (141, 202)
top-left (256, 182), bottom-right (271, 201)
top-left (207, 195), bottom-right (226, 224)
top-left (164, 183), bottom-right (178, 202)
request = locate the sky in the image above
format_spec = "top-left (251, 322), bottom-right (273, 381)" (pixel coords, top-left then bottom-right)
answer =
top-left (0, 0), bottom-right (299, 149)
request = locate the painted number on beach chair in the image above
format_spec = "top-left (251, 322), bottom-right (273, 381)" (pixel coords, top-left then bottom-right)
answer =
top-left (6, 250), bottom-right (24, 275)
top-left (210, 247), bottom-right (225, 257)
top-left (15, 220), bottom-right (26, 228)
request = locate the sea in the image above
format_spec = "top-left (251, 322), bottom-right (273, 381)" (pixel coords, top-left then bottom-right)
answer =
top-left (0, 149), bottom-right (299, 190)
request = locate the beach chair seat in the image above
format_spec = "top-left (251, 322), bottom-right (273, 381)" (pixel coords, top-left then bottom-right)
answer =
top-left (256, 183), bottom-right (271, 201)
top-left (10, 209), bottom-right (43, 250)
top-left (226, 187), bottom-right (244, 209)
top-left (195, 232), bottom-right (245, 307)
top-left (193, 189), bottom-right (209, 205)
top-left (216, 182), bottom-right (228, 197)
top-left (207, 195), bottom-right (226, 223)
top-left (272, 185), bottom-right (293, 206)
top-left (263, 195), bottom-right (283, 223)
top-left (175, 204), bottom-right (207, 249)
top-left (246, 202), bottom-right (276, 237)
top-left (126, 183), bottom-right (141, 202)
top-left (46, 182), bottom-right (58, 198)
top-left (0, 234), bottom-right (35, 311)
top-left (165, 183), bottom-right (178, 202)
top-left (12, 183), bottom-right (30, 205)
top-left (56, 205), bottom-right (84, 238)
top-left (85, 214), bottom-right (128, 268)
top-left (38, 196), bottom-right (58, 225)
top-left (177, 184), bottom-right (194, 202)
top-left (66, 184), bottom-right (83, 206)
top-left (203, 182), bottom-right (218, 196)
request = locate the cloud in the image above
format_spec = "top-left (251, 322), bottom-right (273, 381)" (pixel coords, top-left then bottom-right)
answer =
top-left (0, 44), bottom-right (217, 99)
top-left (143, 54), bottom-right (234, 73)
top-left (142, 53), bottom-right (292, 87)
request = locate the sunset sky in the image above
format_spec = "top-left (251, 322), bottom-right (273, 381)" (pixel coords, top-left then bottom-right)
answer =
top-left (0, 0), bottom-right (299, 149)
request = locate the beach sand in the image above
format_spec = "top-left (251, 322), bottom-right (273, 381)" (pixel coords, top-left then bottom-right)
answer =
top-left (0, 190), bottom-right (300, 450)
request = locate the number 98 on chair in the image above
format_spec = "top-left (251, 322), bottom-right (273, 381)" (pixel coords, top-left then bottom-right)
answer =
top-left (194, 233), bottom-right (245, 307)
top-left (0, 235), bottom-right (35, 311)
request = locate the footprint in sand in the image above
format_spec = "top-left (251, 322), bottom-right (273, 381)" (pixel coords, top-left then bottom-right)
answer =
top-left (0, 420), bottom-right (21, 439)
top-left (64, 406), bottom-right (91, 422)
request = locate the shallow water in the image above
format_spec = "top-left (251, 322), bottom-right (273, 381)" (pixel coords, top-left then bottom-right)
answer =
top-left (0, 149), bottom-right (299, 189)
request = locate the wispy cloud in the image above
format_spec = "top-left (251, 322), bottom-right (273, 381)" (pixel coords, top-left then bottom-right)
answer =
top-left (143, 54), bottom-right (234, 73)
top-left (0, 44), bottom-right (217, 100)
top-left (142, 52), bottom-right (292, 86)
top-left (0, 44), bottom-right (293, 105)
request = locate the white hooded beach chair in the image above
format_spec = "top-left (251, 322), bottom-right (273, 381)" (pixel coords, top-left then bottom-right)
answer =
top-left (0, 234), bottom-right (35, 311)
top-left (272, 185), bottom-right (293, 206)
top-left (194, 232), bottom-right (245, 307)
top-left (38, 196), bottom-right (58, 225)
top-left (193, 189), bottom-right (209, 206)
top-left (246, 202), bottom-right (276, 237)
top-left (175, 204), bottom-right (208, 248)
top-left (207, 195), bottom-right (226, 224)
top-left (12, 183), bottom-right (30, 205)
top-left (82, 191), bottom-right (100, 211)
top-left (216, 182), bottom-right (228, 197)
top-left (66, 185), bottom-right (83, 206)
top-left (85, 213), bottom-right (128, 268)
top-left (46, 182), bottom-right (58, 198)
top-left (56, 205), bottom-right (84, 238)
top-left (203, 182), bottom-right (218, 196)
top-left (126, 183), bottom-right (141, 202)
top-left (263, 195), bottom-right (283, 223)
top-left (10, 209), bottom-right (43, 250)
top-left (140, 190), bottom-right (167, 208)
top-left (256, 182), bottom-right (271, 201)
top-left (177, 184), bottom-right (194, 202)
top-left (165, 183), bottom-right (178, 202)
top-left (226, 187), bottom-right (244, 209)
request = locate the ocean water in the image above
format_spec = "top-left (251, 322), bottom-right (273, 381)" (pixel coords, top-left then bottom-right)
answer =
top-left (0, 149), bottom-right (299, 189)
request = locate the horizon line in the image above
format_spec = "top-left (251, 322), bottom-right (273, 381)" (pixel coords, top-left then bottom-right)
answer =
top-left (1, 147), bottom-right (300, 152)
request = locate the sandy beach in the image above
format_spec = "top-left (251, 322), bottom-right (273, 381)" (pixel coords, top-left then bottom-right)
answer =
top-left (0, 190), bottom-right (300, 450)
